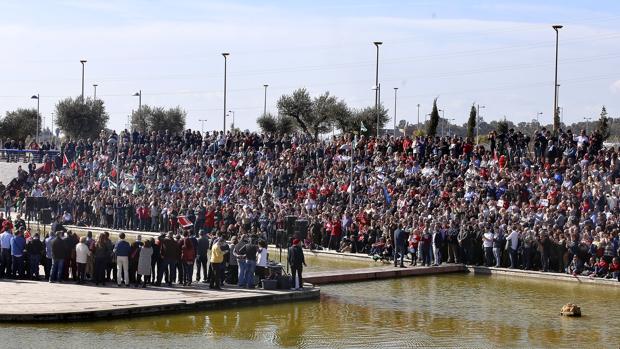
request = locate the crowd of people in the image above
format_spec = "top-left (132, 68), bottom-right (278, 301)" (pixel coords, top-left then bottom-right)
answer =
top-left (0, 125), bottom-right (619, 283)
top-left (0, 215), bottom-right (306, 290)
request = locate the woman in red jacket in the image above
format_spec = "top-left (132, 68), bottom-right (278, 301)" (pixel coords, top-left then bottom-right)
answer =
top-left (181, 231), bottom-right (196, 286)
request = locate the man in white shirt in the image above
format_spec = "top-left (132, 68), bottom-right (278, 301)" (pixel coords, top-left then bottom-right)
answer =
top-left (506, 226), bottom-right (520, 269)
top-left (482, 228), bottom-right (494, 267)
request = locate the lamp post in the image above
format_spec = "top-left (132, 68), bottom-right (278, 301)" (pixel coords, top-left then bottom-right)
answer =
top-left (393, 87), bottom-right (398, 136)
top-left (198, 119), bottom-right (208, 134)
top-left (552, 25), bottom-right (563, 132)
top-left (373, 41), bottom-right (382, 137)
top-left (536, 112), bottom-right (543, 125)
top-left (448, 118), bottom-right (455, 136)
top-left (31, 94), bottom-right (40, 144)
top-left (584, 116), bottom-right (592, 134)
top-left (372, 84), bottom-right (381, 136)
top-left (476, 104), bottom-right (485, 144)
top-left (80, 60), bottom-right (87, 99)
top-left (416, 104), bottom-right (421, 132)
top-left (222, 52), bottom-right (230, 133)
top-left (263, 84), bottom-right (268, 116)
top-left (133, 90), bottom-right (142, 131)
top-left (228, 110), bottom-right (235, 130)
top-left (93, 84), bottom-right (98, 100)
top-left (439, 109), bottom-right (445, 137)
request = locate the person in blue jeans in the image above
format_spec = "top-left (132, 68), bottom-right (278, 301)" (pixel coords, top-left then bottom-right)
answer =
top-left (10, 229), bottom-right (26, 278)
top-left (234, 234), bottom-right (248, 287)
top-left (50, 232), bottom-right (68, 283)
top-left (238, 238), bottom-right (258, 289)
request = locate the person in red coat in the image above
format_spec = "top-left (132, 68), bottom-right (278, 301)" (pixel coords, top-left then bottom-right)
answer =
top-left (180, 231), bottom-right (196, 286)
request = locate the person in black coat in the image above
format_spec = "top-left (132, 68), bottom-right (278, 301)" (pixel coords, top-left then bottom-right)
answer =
top-left (288, 239), bottom-right (306, 290)
top-left (393, 224), bottom-right (408, 268)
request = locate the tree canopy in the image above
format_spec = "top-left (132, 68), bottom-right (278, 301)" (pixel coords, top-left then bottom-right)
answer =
top-left (130, 105), bottom-right (186, 134)
top-left (0, 108), bottom-right (39, 142)
top-left (55, 97), bottom-right (108, 139)
top-left (467, 104), bottom-right (477, 139)
top-left (427, 98), bottom-right (440, 136)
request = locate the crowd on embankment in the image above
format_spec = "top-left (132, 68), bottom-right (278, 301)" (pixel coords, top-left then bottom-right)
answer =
top-left (0, 126), bottom-right (619, 282)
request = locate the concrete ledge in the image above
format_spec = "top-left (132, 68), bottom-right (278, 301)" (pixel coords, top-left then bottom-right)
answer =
top-left (305, 264), bottom-right (466, 285)
top-left (468, 266), bottom-right (620, 287)
top-left (0, 280), bottom-right (319, 322)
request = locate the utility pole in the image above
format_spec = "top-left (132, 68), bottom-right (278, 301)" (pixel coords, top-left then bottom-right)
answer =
top-left (552, 25), bottom-right (563, 132)
top-left (476, 104), bottom-right (485, 145)
top-left (393, 87), bottom-right (398, 136)
top-left (373, 41), bottom-right (382, 137)
top-left (222, 52), bottom-right (230, 133)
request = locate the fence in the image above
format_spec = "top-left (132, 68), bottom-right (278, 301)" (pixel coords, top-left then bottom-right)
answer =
top-left (0, 149), bottom-right (60, 163)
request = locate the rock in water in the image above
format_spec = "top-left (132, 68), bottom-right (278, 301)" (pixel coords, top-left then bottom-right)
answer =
top-left (560, 303), bottom-right (581, 317)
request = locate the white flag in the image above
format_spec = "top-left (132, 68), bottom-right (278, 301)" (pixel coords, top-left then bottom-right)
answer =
top-left (360, 121), bottom-right (367, 132)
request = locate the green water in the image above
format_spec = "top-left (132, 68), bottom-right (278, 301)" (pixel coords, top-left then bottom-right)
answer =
top-left (2, 273), bottom-right (618, 348)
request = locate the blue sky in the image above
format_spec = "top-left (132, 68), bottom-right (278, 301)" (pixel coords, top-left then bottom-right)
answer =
top-left (0, 0), bottom-right (619, 132)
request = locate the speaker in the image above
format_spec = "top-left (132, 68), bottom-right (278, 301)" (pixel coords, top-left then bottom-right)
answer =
top-left (295, 219), bottom-right (309, 240)
top-left (275, 229), bottom-right (287, 248)
top-left (26, 197), bottom-right (37, 212)
top-left (36, 197), bottom-right (49, 210)
top-left (285, 216), bottom-right (297, 236)
top-left (39, 208), bottom-right (52, 225)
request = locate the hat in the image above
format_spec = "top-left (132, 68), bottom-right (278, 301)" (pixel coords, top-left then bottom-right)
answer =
top-left (292, 239), bottom-right (300, 245)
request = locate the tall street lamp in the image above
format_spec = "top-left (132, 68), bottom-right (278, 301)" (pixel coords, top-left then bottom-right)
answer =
top-left (416, 104), bottom-right (421, 132)
top-left (263, 84), bottom-right (268, 116)
top-left (536, 112), bottom-right (543, 125)
top-left (552, 25), bottom-right (563, 132)
top-left (31, 94), bottom-right (40, 144)
top-left (373, 41), bottom-right (382, 136)
top-left (439, 109), bottom-right (445, 137)
top-left (133, 90), bottom-right (142, 131)
top-left (584, 116), bottom-right (592, 134)
top-left (228, 110), bottom-right (235, 130)
top-left (80, 59), bottom-right (87, 100)
top-left (222, 52), bottom-right (230, 133)
top-left (372, 84), bottom-right (381, 136)
top-left (93, 84), bottom-right (98, 100)
top-left (448, 118), bottom-right (455, 136)
top-left (393, 87), bottom-right (398, 136)
top-left (198, 119), bottom-right (208, 134)
top-left (476, 104), bottom-right (485, 144)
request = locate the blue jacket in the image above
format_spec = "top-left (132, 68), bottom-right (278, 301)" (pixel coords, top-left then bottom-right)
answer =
top-left (10, 235), bottom-right (26, 257)
top-left (114, 240), bottom-right (131, 257)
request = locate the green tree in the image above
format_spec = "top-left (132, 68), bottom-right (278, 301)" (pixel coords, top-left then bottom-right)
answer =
top-left (598, 105), bottom-right (610, 140)
top-left (496, 120), bottom-right (509, 135)
top-left (130, 105), bottom-right (186, 134)
top-left (0, 108), bottom-right (39, 141)
top-left (257, 113), bottom-right (296, 135)
top-left (467, 104), bottom-right (477, 139)
top-left (257, 113), bottom-right (277, 134)
top-left (353, 105), bottom-right (389, 137)
top-left (55, 97), bottom-right (108, 139)
top-left (277, 89), bottom-right (350, 139)
top-left (427, 98), bottom-right (440, 136)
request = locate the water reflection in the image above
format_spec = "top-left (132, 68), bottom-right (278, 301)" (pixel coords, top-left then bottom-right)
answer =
top-left (2, 274), bottom-right (619, 348)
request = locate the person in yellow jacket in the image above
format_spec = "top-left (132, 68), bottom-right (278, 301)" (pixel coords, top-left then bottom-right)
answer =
top-left (209, 238), bottom-right (225, 290)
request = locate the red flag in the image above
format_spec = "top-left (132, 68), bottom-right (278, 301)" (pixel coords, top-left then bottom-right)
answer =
top-left (178, 216), bottom-right (193, 228)
top-left (111, 168), bottom-right (117, 178)
top-left (70, 161), bottom-right (78, 170)
top-left (63, 153), bottom-right (69, 167)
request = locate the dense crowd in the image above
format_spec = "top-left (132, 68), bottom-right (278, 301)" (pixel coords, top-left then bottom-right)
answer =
top-left (0, 126), bottom-right (619, 282)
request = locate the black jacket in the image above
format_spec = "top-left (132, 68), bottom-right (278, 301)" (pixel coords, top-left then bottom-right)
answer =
top-left (288, 245), bottom-right (305, 267)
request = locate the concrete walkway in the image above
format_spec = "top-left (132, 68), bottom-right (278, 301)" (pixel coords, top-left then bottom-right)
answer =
top-left (0, 279), bottom-right (319, 322)
top-left (305, 264), bottom-right (466, 284)
top-left (470, 265), bottom-right (620, 287)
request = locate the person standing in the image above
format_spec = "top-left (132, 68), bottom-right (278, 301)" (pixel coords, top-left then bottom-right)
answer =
top-left (75, 236), bottom-right (90, 284)
top-left (446, 222), bottom-right (460, 263)
top-left (25, 233), bottom-right (44, 280)
top-left (288, 239), bottom-right (307, 290)
top-left (209, 237), bottom-right (224, 290)
top-left (483, 228), bottom-right (494, 267)
top-left (393, 224), bottom-right (407, 268)
top-left (431, 224), bottom-right (443, 266)
top-left (10, 229), bottom-right (26, 279)
top-left (420, 227), bottom-right (432, 266)
top-left (93, 234), bottom-right (109, 286)
top-left (50, 232), bottom-right (67, 283)
top-left (137, 239), bottom-right (153, 288)
top-left (44, 232), bottom-right (55, 280)
top-left (234, 234), bottom-right (248, 287)
top-left (195, 231), bottom-right (210, 283)
top-left (408, 229), bottom-right (420, 266)
top-left (113, 232), bottom-right (131, 287)
top-left (181, 232), bottom-right (196, 286)
top-left (505, 226), bottom-right (520, 269)
top-left (158, 232), bottom-right (179, 286)
top-left (0, 224), bottom-right (13, 278)
top-left (239, 237), bottom-right (258, 288)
